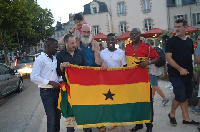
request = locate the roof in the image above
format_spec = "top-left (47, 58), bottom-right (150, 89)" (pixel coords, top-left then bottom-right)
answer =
top-left (117, 31), bottom-right (131, 40)
top-left (82, 0), bottom-right (108, 15)
top-left (167, 0), bottom-right (196, 7)
top-left (93, 33), bottom-right (107, 42)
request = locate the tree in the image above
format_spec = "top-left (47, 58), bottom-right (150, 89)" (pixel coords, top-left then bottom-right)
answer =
top-left (0, 0), bottom-right (33, 65)
top-left (0, 0), bottom-right (55, 65)
top-left (155, 31), bottom-right (173, 47)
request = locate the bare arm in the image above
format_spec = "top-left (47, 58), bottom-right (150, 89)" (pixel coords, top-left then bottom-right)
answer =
top-left (92, 40), bottom-right (102, 66)
top-left (139, 57), bottom-right (159, 68)
top-left (166, 52), bottom-right (189, 75)
top-left (194, 55), bottom-right (200, 64)
top-left (70, 25), bottom-right (77, 34)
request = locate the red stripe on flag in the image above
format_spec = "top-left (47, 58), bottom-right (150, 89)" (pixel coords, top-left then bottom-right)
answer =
top-left (65, 66), bottom-right (149, 85)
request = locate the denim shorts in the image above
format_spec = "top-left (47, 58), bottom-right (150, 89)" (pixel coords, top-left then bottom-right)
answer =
top-left (170, 77), bottom-right (193, 103)
top-left (150, 74), bottom-right (159, 86)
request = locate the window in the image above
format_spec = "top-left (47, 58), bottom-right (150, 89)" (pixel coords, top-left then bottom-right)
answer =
top-left (118, 3), bottom-right (125, 16)
top-left (92, 7), bottom-right (97, 14)
top-left (174, 14), bottom-right (187, 21)
top-left (93, 26), bottom-right (99, 35)
top-left (192, 13), bottom-right (200, 27)
top-left (57, 32), bottom-right (59, 38)
top-left (197, 0), bottom-right (200, 6)
top-left (175, 0), bottom-right (182, 7)
top-left (120, 22), bottom-right (126, 34)
top-left (142, 0), bottom-right (151, 13)
top-left (144, 19), bottom-right (152, 31)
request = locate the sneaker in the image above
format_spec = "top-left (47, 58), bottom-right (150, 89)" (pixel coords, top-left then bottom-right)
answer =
top-left (191, 106), bottom-right (200, 114)
top-left (168, 113), bottom-right (177, 126)
top-left (165, 83), bottom-right (172, 88)
top-left (161, 99), bottom-right (169, 106)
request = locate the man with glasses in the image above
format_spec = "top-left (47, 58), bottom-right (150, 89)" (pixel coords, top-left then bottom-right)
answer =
top-left (125, 28), bottom-right (160, 132)
top-left (165, 18), bottom-right (199, 127)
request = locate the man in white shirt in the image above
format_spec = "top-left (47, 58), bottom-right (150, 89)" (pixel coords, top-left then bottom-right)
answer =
top-left (100, 33), bottom-right (127, 131)
top-left (100, 33), bottom-right (127, 68)
top-left (30, 38), bottom-right (61, 132)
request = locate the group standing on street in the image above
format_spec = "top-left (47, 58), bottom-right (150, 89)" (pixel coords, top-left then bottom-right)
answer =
top-left (30, 16), bottom-right (200, 132)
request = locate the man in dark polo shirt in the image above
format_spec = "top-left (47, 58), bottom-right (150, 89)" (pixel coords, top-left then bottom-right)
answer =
top-left (56, 34), bottom-right (86, 132)
top-left (165, 18), bottom-right (199, 126)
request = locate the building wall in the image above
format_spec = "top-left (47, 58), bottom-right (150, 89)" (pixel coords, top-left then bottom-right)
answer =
top-left (97, 0), bottom-right (168, 35)
top-left (84, 12), bottom-right (111, 35)
top-left (167, 4), bottom-right (200, 30)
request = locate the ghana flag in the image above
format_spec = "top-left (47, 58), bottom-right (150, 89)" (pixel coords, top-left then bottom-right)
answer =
top-left (63, 65), bottom-right (152, 128)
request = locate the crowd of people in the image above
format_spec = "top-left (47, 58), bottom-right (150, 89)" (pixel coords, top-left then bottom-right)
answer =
top-left (30, 14), bottom-right (200, 132)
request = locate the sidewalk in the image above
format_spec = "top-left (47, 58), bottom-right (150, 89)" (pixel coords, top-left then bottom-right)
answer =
top-left (40, 80), bottom-right (200, 132)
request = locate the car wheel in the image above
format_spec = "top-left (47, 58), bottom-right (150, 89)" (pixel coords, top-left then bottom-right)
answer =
top-left (16, 79), bottom-right (23, 92)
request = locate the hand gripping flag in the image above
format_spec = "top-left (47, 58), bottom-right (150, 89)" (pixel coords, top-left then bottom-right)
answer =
top-left (60, 65), bottom-right (152, 128)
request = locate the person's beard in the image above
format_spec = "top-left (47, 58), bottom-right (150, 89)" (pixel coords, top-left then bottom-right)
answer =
top-left (81, 35), bottom-right (92, 44)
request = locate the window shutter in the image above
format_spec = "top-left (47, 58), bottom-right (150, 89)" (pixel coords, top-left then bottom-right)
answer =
top-left (174, 16), bottom-right (177, 21)
top-left (184, 14), bottom-right (187, 21)
top-left (197, 0), bottom-right (200, 6)
top-left (192, 13), bottom-right (197, 26)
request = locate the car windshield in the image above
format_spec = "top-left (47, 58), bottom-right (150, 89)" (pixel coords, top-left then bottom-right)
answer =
top-left (17, 56), bottom-right (34, 63)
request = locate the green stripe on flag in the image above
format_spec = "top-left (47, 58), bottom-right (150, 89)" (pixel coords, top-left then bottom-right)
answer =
top-left (60, 90), bottom-right (74, 118)
top-left (72, 102), bottom-right (152, 125)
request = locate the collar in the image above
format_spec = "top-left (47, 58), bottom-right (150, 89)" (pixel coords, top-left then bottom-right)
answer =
top-left (41, 52), bottom-right (54, 60)
top-left (128, 41), bottom-right (146, 47)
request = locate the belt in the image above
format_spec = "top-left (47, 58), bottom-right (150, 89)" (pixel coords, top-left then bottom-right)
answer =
top-left (40, 88), bottom-right (58, 91)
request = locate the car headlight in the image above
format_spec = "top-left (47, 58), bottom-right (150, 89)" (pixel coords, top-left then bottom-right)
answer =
top-left (17, 67), bottom-right (32, 74)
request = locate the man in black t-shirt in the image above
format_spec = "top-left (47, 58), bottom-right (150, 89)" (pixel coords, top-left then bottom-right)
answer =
top-left (165, 18), bottom-right (199, 126)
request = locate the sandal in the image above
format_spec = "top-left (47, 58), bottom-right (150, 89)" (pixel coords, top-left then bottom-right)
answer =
top-left (183, 120), bottom-right (199, 125)
top-left (98, 126), bottom-right (106, 132)
top-left (108, 126), bottom-right (117, 130)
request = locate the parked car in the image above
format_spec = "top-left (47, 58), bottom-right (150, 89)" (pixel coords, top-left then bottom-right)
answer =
top-left (14, 55), bottom-right (37, 76)
top-left (0, 63), bottom-right (23, 98)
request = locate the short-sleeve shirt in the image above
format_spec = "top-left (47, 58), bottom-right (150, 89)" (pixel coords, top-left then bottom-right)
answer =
top-left (77, 21), bottom-right (89, 33)
top-left (165, 36), bottom-right (194, 78)
top-left (80, 41), bottom-right (98, 67)
top-left (125, 41), bottom-right (159, 67)
top-left (195, 43), bottom-right (200, 56)
top-left (100, 48), bottom-right (127, 67)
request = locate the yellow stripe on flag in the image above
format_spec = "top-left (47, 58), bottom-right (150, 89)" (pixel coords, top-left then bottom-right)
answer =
top-left (70, 82), bottom-right (150, 105)
top-left (126, 56), bottom-right (148, 67)
top-left (77, 120), bottom-right (151, 129)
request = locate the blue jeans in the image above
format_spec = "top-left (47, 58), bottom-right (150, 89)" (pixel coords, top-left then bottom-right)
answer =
top-left (40, 88), bottom-right (61, 132)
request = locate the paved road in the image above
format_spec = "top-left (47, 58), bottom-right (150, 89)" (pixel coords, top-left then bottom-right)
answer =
top-left (1, 78), bottom-right (199, 132)
top-left (38, 80), bottom-right (200, 132)
top-left (0, 77), bottom-right (45, 132)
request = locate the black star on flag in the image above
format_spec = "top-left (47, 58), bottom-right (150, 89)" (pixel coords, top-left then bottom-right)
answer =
top-left (103, 89), bottom-right (115, 100)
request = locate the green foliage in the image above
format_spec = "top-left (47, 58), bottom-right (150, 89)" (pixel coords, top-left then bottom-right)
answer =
top-left (190, 29), bottom-right (200, 42)
top-left (155, 31), bottom-right (173, 48)
top-left (0, 0), bottom-right (55, 64)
